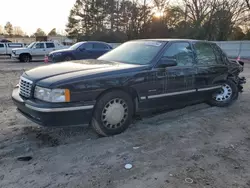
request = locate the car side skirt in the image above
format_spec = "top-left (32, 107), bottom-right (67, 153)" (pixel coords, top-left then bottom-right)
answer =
top-left (140, 86), bottom-right (222, 100)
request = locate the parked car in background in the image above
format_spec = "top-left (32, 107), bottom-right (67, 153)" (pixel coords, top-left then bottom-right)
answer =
top-left (47, 41), bottom-right (112, 63)
top-left (11, 41), bottom-right (68, 62)
top-left (0, 42), bottom-right (25, 57)
top-left (12, 39), bottom-right (246, 136)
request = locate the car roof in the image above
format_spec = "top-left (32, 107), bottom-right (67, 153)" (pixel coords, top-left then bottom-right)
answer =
top-left (78, 41), bottom-right (110, 44)
top-left (132, 39), bottom-right (208, 43)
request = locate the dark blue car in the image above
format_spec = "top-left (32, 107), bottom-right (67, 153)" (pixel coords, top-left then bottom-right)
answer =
top-left (48, 41), bottom-right (113, 62)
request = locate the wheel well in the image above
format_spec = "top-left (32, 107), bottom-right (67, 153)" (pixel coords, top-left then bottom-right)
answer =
top-left (96, 87), bottom-right (139, 113)
top-left (19, 53), bottom-right (31, 59)
top-left (227, 74), bottom-right (237, 84)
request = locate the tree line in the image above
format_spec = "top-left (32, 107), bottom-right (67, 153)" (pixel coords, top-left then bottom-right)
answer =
top-left (0, 22), bottom-right (59, 37)
top-left (66, 0), bottom-right (250, 42)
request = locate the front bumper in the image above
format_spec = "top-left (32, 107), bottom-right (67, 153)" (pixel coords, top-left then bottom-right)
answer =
top-left (11, 53), bottom-right (19, 60)
top-left (48, 54), bottom-right (61, 63)
top-left (238, 76), bottom-right (246, 92)
top-left (12, 88), bottom-right (94, 127)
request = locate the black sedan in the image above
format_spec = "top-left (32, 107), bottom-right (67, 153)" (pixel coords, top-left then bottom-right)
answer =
top-left (48, 41), bottom-right (113, 62)
top-left (12, 39), bottom-right (246, 136)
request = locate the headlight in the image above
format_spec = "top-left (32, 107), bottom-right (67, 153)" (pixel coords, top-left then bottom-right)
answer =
top-left (34, 86), bottom-right (70, 103)
top-left (53, 52), bottom-right (62, 56)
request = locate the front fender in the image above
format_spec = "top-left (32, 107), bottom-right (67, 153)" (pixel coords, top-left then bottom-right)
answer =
top-left (60, 71), bottom-right (146, 103)
top-left (17, 50), bottom-right (31, 55)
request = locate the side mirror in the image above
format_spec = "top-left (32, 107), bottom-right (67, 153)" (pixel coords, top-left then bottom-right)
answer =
top-left (158, 58), bottom-right (177, 68)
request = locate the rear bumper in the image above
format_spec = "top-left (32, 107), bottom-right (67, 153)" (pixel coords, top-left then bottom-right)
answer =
top-left (12, 88), bottom-right (94, 127)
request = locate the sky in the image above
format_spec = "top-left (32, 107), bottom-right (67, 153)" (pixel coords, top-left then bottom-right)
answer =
top-left (0, 0), bottom-right (76, 35)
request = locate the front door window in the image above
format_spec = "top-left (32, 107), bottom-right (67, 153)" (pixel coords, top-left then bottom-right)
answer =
top-left (161, 42), bottom-right (195, 66)
top-left (159, 42), bottom-right (196, 93)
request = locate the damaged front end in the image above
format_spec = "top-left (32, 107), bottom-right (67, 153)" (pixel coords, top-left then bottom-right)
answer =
top-left (236, 60), bottom-right (246, 93)
top-left (228, 59), bottom-right (246, 93)
top-left (238, 76), bottom-right (246, 93)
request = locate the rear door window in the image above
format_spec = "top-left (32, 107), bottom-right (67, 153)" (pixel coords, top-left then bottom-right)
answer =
top-left (79, 43), bottom-right (93, 51)
top-left (35, 43), bottom-right (45, 49)
top-left (193, 42), bottom-right (217, 66)
top-left (93, 43), bottom-right (109, 50)
top-left (0, 44), bottom-right (4, 48)
top-left (46, 43), bottom-right (55, 48)
top-left (210, 43), bottom-right (226, 64)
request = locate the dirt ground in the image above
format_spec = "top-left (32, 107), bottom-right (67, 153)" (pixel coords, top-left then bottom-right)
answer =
top-left (1, 57), bottom-right (250, 188)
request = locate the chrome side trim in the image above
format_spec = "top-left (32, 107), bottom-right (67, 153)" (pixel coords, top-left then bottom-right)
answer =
top-left (148, 89), bottom-right (196, 99)
top-left (25, 104), bottom-right (94, 112)
top-left (198, 86), bottom-right (221, 91)
top-left (141, 96), bottom-right (146, 100)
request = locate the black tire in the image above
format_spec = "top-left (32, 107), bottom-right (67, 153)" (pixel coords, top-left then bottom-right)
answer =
top-left (91, 90), bottom-right (134, 136)
top-left (208, 79), bottom-right (238, 107)
top-left (20, 54), bottom-right (31, 63)
top-left (64, 56), bottom-right (72, 61)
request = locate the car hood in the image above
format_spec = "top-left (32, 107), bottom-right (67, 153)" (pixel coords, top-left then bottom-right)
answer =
top-left (50, 48), bottom-right (72, 54)
top-left (13, 48), bottom-right (28, 51)
top-left (23, 59), bottom-right (147, 85)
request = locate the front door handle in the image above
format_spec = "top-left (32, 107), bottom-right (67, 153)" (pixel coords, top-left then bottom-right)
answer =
top-left (156, 72), bottom-right (167, 78)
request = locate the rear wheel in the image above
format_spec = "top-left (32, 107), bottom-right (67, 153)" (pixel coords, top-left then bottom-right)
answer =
top-left (91, 90), bottom-right (134, 136)
top-left (208, 80), bottom-right (238, 107)
top-left (20, 54), bottom-right (31, 63)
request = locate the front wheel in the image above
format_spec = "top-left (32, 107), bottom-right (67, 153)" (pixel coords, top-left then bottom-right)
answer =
top-left (208, 80), bottom-right (238, 107)
top-left (91, 90), bottom-right (134, 136)
top-left (64, 56), bottom-right (72, 62)
top-left (20, 54), bottom-right (31, 63)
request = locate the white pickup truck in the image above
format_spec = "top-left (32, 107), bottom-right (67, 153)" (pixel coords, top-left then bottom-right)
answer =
top-left (11, 41), bottom-right (69, 62)
top-left (0, 43), bottom-right (25, 57)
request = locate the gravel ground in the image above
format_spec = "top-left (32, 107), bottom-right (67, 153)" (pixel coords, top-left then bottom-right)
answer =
top-left (0, 58), bottom-right (250, 188)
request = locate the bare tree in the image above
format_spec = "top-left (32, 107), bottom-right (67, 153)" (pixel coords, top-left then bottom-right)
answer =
top-left (153, 0), bottom-right (169, 18)
top-left (245, 0), bottom-right (250, 10)
top-left (182, 0), bottom-right (217, 23)
top-left (206, 0), bottom-right (247, 40)
top-left (65, 0), bottom-right (250, 41)
top-left (48, 28), bottom-right (57, 36)
top-left (0, 25), bottom-right (3, 34)
top-left (4, 22), bottom-right (13, 36)
top-left (33, 28), bottom-right (46, 37)
top-left (13, 26), bottom-right (24, 36)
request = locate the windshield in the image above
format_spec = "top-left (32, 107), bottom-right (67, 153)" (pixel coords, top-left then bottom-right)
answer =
top-left (70, 42), bottom-right (84, 50)
top-left (98, 41), bottom-right (164, 65)
top-left (27, 42), bottom-right (35, 48)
